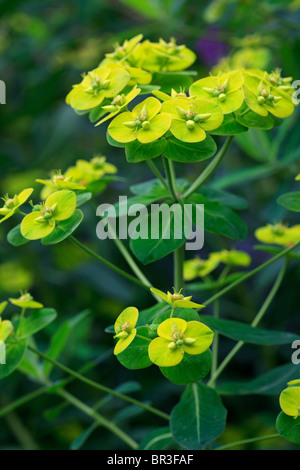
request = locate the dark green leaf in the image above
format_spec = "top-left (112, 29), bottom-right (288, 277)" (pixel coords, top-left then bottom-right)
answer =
top-left (171, 382), bottom-right (227, 449)
top-left (106, 131), bottom-right (126, 148)
top-left (7, 224), bottom-right (30, 247)
top-left (42, 210), bottom-right (83, 245)
top-left (277, 192), bottom-right (300, 212)
top-left (276, 412), bottom-right (300, 445)
top-left (236, 107), bottom-right (275, 130)
top-left (117, 327), bottom-right (152, 370)
top-left (210, 113), bottom-right (248, 135)
top-left (199, 315), bottom-right (300, 345)
top-left (164, 135), bottom-right (216, 163)
top-left (76, 192), bottom-right (92, 207)
top-left (0, 339), bottom-right (27, 379)
top-left (138, 427), bottom-right (174, 450)
top-left (125, 139), bottom-right (167, 163)
top-left (152, 72), bottom-right (193, 94)
top-left (160, 350), bottom-right (212, 385)
top-left (18, 308), bottom-right (57, 339)
top-left (217, 363), bottom-right (300, 395)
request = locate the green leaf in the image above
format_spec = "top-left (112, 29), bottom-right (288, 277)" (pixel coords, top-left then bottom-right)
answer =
top-left (276, 412), bottom-right (300, 445)
top-left (76, 192), bottom-right (92, 207)
top-left (0, 339), bottom-right (27, 379)
top-left (152, 72), bottom-right (193, 93)
top-left (217, 363), bottom-right (300, 395)
top-left (125, 138), bottom-right (167, 163)
top-left (42, 210), bottom-right (83, 245)
top-left (209, 113), bottom-right (248, 135)
top-left (106, 130), bottom-right (126, 148)
top-left (160, 350), bottom-right (212, 385)
top-left (18, 308), bottom-right (57, 339)
top-left (277, 192), bottom-right (300, 212)
top-left (7, 224), bottom-right (30, 247)
top-left (129, 203), bottom-right (187, 264)
top-left (43, 322), bottom-right (71, 378)
top-left (199, 315), bottom-right (300, 345)
top-left (236, 107), bottom-right (275, 130)
top-left (171, 382), bottom-right (227, 450)
top-left (138, 427), bottom-right (174, 450)
top-left (117, 327), bottom-right (152, 370)
top-left (164, 135), bottom-right (217, 163)
top-left (197, 187), bottom-right (248, 210)
top-left (212, 163), bottom-right (280, 190)
top-left (189, 194), bottom-right (247, 240)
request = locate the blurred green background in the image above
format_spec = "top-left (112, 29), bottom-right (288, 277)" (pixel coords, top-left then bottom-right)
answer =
top-left (0, 0), bottom-right (300, 450)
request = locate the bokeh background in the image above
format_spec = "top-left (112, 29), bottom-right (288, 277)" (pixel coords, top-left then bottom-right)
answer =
top-left (0, 0), bottom-right (300, 450)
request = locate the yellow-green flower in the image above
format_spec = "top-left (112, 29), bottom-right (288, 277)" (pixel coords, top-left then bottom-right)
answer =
top-left (9, 292), bottom-right (43, 309)
top-left (161, 97), bottom-right (223, 143)
top-left (0, 188), bottom-right (33, 224)
top-left (150, 287), bottom-right (204, 309)
top-left (242, 70), bottom-right (294, 118)
top-left (211, 249), bottom-right (251, 267)
top-left (189, 71), bottom-right (244, 114)
top-left (65, 156), bottom-right (117, 185)
top-left (113, 307), bottom-right (139, 355)
top-left (255, 223), bottom-right (300, 247)
top-left (184, 255), bottom-right (220, 281)
top-left (152, 88), bottom-right (188, 102)
top-left (103, 34), bottom-right (144, 64)
top-left (131, 38), bottom-right (196, 72)
top-left (95, 86), bottom-right (141, 126)
top-left (148, 318), bottom-right (214, 367)
top-left (36, 171), bottom-right (85, 192)
top-left (280, 385), bottom-right (300, 419)
top-left (108, 97), bottom-right (171, 144)
top-left (267, 68), bottom-right (294, 96)
top-left (21, 190), bottom-right (76, 240)
top-left (66, 64), bottom-right (131, 111)
top-left (0, 317), bottom-right (13, 342)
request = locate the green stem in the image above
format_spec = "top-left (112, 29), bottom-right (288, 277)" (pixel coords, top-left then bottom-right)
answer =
top-left (17, 308), bottom-right (26, 335)
top-left (208, 258), bottom-right (288, 387)
top-left (183, 136), bottom-right (233, 199)
top-left (0, 387), bottom-right (48, 418)
top-left (174, 244), bottom-right (184, 291)
top-left (216, 433), bottom-right (280, 450)
top-left (57, 388), bottom-right (138, 449)
top-left (211, 298), bottom-right (220, 378)
top-left (69, 235), bottom-right (149, 291)
top-left (202, 241), bottom-right (299, 308)
top-left (163, 156), bottom-right (179, 202)
top-left (28, 345), bottom-right (170, 421)
top-left (136, 334), bottom-right (151, 342)
top-left (146, 159), bottom-right (169, 193)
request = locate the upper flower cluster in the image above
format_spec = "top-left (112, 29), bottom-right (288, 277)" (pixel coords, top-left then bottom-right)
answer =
top-left (66, 35), bottom-right (297, 149)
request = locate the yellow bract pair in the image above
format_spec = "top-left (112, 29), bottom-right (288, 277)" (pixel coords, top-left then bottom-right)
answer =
top-left (280, 380), bottom-right (300, 419)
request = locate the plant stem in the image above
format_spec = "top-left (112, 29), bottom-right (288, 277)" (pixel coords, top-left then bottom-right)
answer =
top-left (202, 241), bottom-right (299, 308)
top-left (146, 159), bottom-right (169, 193)
top-left (57, 388), bottom-right (138, 449)
top-left (0, 387), bottom-right (48, 418)
top-left (136, 334), bottom-right (151, 342)
top-left (107, 222), bottom-right (153, 290)
top-left (69, 235), bottom-right (149, 291)
top-left (183, 136), bottom-right (233, 199)
top-left (174, 244), bottom-right (184, 291)
top-left (208, 258), bottom-right (288, 387)
top-left (216, 433), bottom-right (280, 450)
top-left (17, 308), bottom-right (26, 335)
top-left (211, 298), bottom-right (220, 378)
top-left (28, 345), bottom-right (170, 421)
top-left (163, 156), bottom-right (179, 202)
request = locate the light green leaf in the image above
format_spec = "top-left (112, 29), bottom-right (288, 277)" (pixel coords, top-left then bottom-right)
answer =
top-left (18, 308), bottom-right (57, 339)
top-left (277, 192), bottom-right (300, 212)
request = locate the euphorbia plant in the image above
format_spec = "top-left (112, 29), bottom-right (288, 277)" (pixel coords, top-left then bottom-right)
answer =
top-left (0, 34), bottom-right (300, 451)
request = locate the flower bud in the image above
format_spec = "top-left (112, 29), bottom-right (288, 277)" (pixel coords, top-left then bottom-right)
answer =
top-left (186, 120), bottom-right (195, 129)
top-left (115, 331), bottom-right (129, 339)
top-left (124, 121), bottom-right (138, 128)
top-left (102, 105), bottom-right (118, 113)
top-left (194, 113), bottom-right (212, 122)
top-left (168, 341), bottom-right (177, 350)
top-left (142, 120), bottom-right (151, 130)
top-left (176, 339), bottom-right (184, 346)
top-left (176, 106), bottom-right (188, 119)
top-left (257, 96), bottom-right (265, 104)
top-left (218, 93), bottom-right (226, 102)
top-left (273, 96), bottom-right (282, 103)
top-left (101, 79), bottom-right (110, 89)
top-left (184, 337), bottom-right (196, 345)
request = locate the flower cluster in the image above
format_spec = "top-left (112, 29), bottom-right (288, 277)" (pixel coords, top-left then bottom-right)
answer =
top-left (280, 379), bottom-right (300, 419)
top-left (66, 35), bottom-right (297, 150)
top-left (255, 223), bottom-right (300, 247)
top-left (184, 249), bottom-right (251, 281)
top-left (112, 289), bottom-right (213, 368)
